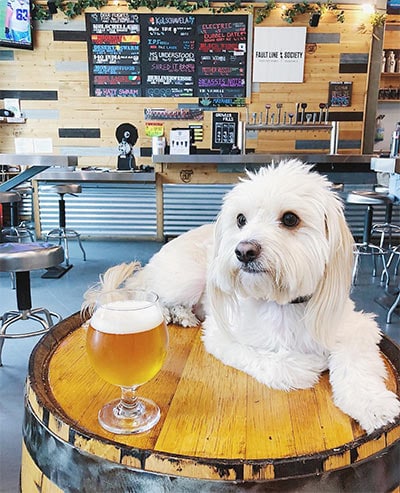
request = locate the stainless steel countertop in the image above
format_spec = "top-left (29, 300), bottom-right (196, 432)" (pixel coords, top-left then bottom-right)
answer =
top-left (34, 169), bottom-right (156, 182)
top-left (0, 154), bottom-right (78, 167)
top-left (152, 154), bottom-right (377, 165)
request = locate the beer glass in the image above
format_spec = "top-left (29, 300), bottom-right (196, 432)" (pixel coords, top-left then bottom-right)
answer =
top-left (86, 288), bottom-right (168, 434)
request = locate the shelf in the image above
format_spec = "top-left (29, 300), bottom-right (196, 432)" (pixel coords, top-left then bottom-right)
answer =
top-left (0, 117), bottom-right (26, 124)
top-left (245, 123), bottom-right (333, 131)
top-left (380, 72), bottom-right (400, 76)
top-left (378, 99), bottom-right (400, 103)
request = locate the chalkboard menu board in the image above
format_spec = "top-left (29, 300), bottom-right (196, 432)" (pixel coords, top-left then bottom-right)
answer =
top-left (86, 13), bottom-right (249, 98)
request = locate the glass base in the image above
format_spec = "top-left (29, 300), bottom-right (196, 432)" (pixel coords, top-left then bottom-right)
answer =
top-left (98, 396), bottom-right (160, 434)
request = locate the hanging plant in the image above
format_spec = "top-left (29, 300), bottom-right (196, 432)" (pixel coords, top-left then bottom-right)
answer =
top-left (32, 0), bottom-right (349, 23)
top-left (281, 0), bottom-right (344, 24)
top-left (369, 12), bottom-right (387, 28)
top-left (254, 0), bottom-right (276, 24)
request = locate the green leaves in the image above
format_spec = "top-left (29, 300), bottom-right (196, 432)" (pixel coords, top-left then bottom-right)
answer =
top-left (31, 0), bottom-right (346, 24)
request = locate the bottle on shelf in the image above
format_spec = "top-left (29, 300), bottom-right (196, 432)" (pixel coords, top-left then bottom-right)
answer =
top-left (382, 50), bottom-right (386, 73)
top-left (386, 51), bottom-right (396, 73)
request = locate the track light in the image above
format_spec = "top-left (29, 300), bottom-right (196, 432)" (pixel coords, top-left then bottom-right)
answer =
top-left (47, 0), bottom-right (58, 14)
top-left (309, 12), bottom-right (321, 27)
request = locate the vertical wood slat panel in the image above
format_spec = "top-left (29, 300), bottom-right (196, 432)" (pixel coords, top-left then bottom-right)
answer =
top-left (0, 4), bottom-right (374, 165)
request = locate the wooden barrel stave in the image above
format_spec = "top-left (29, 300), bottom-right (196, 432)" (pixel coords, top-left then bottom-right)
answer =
top-left (21, 312), bottom-right (400, 492)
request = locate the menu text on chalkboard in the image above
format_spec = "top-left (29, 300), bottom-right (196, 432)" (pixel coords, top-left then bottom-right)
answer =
top-left (86, 13), bottom-right (249, 98)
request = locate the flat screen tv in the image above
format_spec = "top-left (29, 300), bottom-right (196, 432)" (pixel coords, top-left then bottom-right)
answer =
top-left (387, 0), bottom-right (400, 15)
top-left (0, 0), bottom-right (33, 50)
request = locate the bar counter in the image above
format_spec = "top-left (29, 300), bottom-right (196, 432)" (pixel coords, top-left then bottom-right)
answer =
top-left (152, 153), bottom-right (376, 165)
top-left (31, 154), bottom-right (387, 240)
top-left (34, 169), bottom-right (155, 183)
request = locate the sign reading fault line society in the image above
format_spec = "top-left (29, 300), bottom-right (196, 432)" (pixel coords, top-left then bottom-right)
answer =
top-left (252, 27), bottom-right (306, 83)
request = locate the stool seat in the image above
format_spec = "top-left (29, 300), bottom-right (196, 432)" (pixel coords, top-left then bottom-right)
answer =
top-left (0, 242), bottom-right (64, 272)
top-left (51, 184), bottom-right (82, 195)
top-left (0, 190), bottom-right (34, 242)
top-left (346, 191), bottom-right (393, 206)
top-left (0, 191), bottom-right (21, 204)
top-left (0, 242), bottom-right (64, 366)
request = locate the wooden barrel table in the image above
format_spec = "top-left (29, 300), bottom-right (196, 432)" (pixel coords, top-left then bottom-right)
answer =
top-left (22, 312), bottom-right (400, 492)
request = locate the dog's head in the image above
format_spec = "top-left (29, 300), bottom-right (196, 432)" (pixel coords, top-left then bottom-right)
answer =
top-left (208, 159), bottom-right (354, 348)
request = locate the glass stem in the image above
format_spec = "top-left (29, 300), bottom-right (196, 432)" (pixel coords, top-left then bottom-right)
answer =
top-left (115, 386), bottom-right (144, 419)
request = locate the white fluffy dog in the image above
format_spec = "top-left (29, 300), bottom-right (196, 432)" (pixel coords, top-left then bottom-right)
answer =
top-left (84, 159), bottom-right (400, 434)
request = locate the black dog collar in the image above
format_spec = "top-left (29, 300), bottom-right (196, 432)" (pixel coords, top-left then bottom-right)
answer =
top-left (290, 295), bottom-right (312, 304)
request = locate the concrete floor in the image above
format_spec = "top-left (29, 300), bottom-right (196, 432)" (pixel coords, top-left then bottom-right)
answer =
top-left (0, 239), bottom-right (399, 493)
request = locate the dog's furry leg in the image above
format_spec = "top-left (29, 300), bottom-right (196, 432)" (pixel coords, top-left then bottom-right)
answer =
top-left (202, 317), bottom-right (327, 391)
top-left (329, 313), bottom-right (400, 434)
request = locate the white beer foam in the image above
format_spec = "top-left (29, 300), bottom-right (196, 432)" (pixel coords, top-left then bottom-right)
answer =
top-left (90, 300), bottom-right (164, 334)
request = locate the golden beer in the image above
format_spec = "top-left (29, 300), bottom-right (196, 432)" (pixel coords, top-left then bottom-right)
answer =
top-left (86, 299), bottom-right (168, 387)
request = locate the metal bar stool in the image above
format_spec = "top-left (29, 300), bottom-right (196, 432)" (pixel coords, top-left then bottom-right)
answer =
top-left (0, 242), bottom-right (64, 366)
top-left (45, 184), bottom-right (86, 267)
top-left (0, 191), bottom-right (34, 242)
top-left (346, 191), bottom-right (392, 285)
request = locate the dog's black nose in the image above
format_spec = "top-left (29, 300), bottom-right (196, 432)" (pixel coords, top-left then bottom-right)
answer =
top-left (235, 241), bottom-right (261, 264)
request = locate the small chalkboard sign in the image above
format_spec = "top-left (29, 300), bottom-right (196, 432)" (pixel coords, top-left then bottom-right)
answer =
top-left (212, 112), bottom-right (239, 150)
top-left (328, 81), bottom-right (352, 107)
top-left (86, 13), bottom-right (249, 98)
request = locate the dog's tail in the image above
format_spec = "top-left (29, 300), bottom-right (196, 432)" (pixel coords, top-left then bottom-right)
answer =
top-left (81, 262), bottom-right (141, 317)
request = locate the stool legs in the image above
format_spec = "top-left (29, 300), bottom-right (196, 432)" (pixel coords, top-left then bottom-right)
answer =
top-left (0, 271), bottom-right (62, 366)
top-left (46, 195), bottom-right (86, 266)
top-left (352, 205), bottom-right (389, 285)
top-left (1, 202), bottom-right (34, 242)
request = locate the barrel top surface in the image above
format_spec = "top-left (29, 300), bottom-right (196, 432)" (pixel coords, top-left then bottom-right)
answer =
top-left (0, 242), bottom-right (64, 272)
top-left (27, 313), bottom-right (400, 482)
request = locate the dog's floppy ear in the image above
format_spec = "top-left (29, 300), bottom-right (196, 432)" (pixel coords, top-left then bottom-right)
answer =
top-left (207, 215), bottom-right (239, 334)
top-left (305, 192), bottom-right (354, 348)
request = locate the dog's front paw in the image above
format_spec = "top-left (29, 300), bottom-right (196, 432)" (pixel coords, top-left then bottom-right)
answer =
top-left (257, 352), bottom-right (326, 391)
top-left (168, 305), bottom-right (199, 327)
top-left (336, 389), bottom-right (400, 434)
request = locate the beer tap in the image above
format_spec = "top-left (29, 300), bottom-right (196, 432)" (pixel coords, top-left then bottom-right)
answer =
top-left (270, 113), bottom-right (275, 125)
top-left (265, 104), bottom-right (271, 125)
top-left (283, 112), bottom-right (287, 125)
top-left (300, 103), bottom-right (308, 124)
top-left (252, 112), bottom-right (257, 125)
top-left (324, 104), bottom-right (330, 124)
top-left (294, 103), bottom-right (299, 124)
top-left (318, 103), bottom-right (325, 124)
top-left (288, 113), bottom-right (294, 125)
top-left (276, 103), bottom-right (283, 125)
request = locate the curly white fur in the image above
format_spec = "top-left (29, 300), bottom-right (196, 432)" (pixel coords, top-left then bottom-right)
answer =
top-left (83, 159), bottom-right (400, 434)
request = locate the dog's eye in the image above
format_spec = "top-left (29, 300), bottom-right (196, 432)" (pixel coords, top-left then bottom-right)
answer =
top-left (281, 212), bottom-right (300, 228)
top-left (236, 213), bottom-right (247, 228)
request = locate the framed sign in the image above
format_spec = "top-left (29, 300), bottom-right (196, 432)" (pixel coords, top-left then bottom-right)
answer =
top-left (212, 112), bottom-right (239, 149)
top-left (328, 81), bottom-right (352, 107)
top-left (252, 27), bottom-right (306, 83)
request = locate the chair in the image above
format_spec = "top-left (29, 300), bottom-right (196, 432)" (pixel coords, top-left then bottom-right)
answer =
top-left (346, 191), bottom-right (392, 285)
top-left (0, 191), bottom-right (34, 242)
top-left (0, 242), bottom-right (64, 366)
top-left (45, 184), bottom-right (86, 267)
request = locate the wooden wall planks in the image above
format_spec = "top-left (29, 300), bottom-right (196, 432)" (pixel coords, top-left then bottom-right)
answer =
top-left (0, 4), bottom-right (376, 167)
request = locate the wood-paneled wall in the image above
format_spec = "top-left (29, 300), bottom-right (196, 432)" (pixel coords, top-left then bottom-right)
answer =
top-left (0, 4), bottom-right (376, 168)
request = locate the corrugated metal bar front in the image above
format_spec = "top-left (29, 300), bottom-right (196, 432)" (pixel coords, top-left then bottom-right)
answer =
top-left (163, 183), bottom-right (400, 240)
top-left (38, 183), bottom-right (157, 239)
top-left (163, 184), bottom-right (233, 236)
